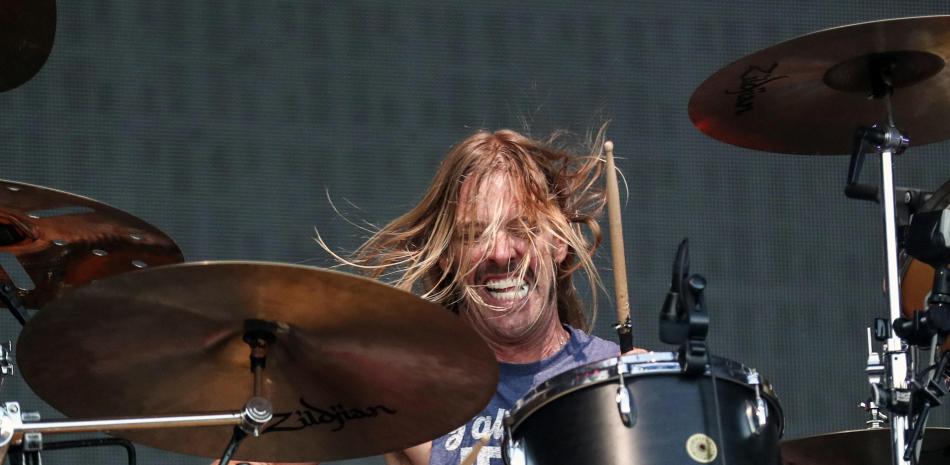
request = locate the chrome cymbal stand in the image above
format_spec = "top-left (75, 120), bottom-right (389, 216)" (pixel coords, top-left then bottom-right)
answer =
top-left (844, 60), bottom-right (913, 465)
top-left (0, 389), bottom-right (273, 465)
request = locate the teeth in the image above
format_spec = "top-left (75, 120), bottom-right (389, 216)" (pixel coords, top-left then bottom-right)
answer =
top-left (485, 278), bottom-right (526, 290)
top-left (484, 278), bottom-right (529, 301)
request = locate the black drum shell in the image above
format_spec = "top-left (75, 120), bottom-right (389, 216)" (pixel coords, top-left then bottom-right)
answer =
top-left (505, 356), bottom-right (783, 465)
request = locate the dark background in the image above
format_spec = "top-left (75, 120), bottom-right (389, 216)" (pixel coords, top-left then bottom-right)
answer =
top-left (2, 1), bottom-right (950, 464)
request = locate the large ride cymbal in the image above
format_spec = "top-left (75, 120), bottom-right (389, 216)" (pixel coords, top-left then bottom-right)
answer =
top-left (780, 428), bottom-right (950, 465)
top-left (0, 180), bottom-right (183, 309)
top-left (0, 0), bottom-right (56, 92)
top-left (16, 262), bottom-right (498, 462)
top-left (689, 16), bottom-right (950, 154)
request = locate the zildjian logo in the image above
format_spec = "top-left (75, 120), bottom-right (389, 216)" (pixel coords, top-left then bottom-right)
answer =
top-left (264, 399), bottom-right (397, 433)
top-left (726, 62), bottom-right (788, 115)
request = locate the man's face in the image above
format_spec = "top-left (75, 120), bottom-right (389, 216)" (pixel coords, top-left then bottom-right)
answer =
top-left (451, 171), bottom-right (567, 343)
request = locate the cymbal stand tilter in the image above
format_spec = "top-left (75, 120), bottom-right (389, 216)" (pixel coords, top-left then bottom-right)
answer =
top-left (843, 56), bottom-right (913, 465)
top-left (0, 321), bottom-right (275, 465)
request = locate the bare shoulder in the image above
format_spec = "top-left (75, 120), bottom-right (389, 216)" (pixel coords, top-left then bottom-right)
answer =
top-left (384, 442), bottom-right (432, 465)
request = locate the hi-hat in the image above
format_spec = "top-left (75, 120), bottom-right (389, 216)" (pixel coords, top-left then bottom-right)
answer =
top-left (689, 15), bottom-right (950, 154)
top-left (0, 179), bottom-right (183, 309)
top-left (16, 262), bottom-right (498, 462)
top-left (780, 428), bottom-right (950, 464)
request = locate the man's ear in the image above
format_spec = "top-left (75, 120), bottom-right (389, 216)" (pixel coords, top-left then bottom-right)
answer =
top-left (554, 239), bottom-right (568, 264)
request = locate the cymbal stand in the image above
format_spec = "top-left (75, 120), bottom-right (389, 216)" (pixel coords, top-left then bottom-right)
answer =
top-left (0, 403), bottom-right (247, 465)
top-left (0, 322), bottom-right (277, 465)
top-left (863, 327), bottom-right (887, 429)
top-left (845, 61), bottom-right (913, 465)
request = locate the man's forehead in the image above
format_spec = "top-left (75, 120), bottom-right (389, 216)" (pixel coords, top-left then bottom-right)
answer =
top-left (456, 177), bottom-right (526, 217)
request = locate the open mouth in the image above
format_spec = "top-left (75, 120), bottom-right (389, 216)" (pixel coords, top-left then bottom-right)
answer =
top-left (483, 276), bottom-right (529, 301)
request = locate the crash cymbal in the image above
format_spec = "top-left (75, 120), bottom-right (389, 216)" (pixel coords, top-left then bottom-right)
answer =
top-left (0, 0), bottom-right (56, 92)
top-left (689, 15), bottom-right (950, 154)
top-left (0, 179), bottom-right (183, 309)
top-left (17, 262), bottom-right (498, 462)
top-left (780, 428), bottom-right (950, 465)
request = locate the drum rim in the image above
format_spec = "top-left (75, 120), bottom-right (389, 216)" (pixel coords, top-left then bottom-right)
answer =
top-left (505, 351), bottom-right (784, 433)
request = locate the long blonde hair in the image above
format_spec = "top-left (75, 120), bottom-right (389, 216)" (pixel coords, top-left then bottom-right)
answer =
top-left (333, 128), bottom-right (607, 331)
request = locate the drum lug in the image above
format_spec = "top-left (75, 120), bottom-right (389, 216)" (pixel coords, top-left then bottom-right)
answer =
top-left (615, 364), bottom-right (635, 427)
top-left (616, 385), bottom-right (634, 426)
top-left (502, 413), bottom-right (525, 465)
top-left (747, 369), bottom-right (769, 433)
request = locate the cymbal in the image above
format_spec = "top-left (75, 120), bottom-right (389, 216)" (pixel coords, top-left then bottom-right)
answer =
top-left (689, 15), bottom-right (950, 154)
top-left (0, 179), bottom-right (183, 309)
top-left (0, 0), bottom-right (56, 92)
top-left (780, 428), bottom-right (950, 465)
top-left (16, 262), bottom-right (498, 462)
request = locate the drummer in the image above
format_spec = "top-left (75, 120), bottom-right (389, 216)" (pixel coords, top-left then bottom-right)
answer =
top-left (337, 128), bottom-right (644, 465)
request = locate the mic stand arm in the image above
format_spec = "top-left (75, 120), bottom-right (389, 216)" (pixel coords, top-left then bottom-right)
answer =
top-left (0, 282), bottom-right (29, 327)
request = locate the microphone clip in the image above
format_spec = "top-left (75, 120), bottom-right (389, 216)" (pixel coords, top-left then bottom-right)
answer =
top-left (658, 239), bottom-right (710, 375)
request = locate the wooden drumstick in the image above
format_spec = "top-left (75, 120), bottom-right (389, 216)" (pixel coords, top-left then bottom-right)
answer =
top-left (604, 141), bottom-right (634, 352)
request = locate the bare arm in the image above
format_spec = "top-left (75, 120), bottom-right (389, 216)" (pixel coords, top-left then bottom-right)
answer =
top-left (384, 442), bottom-right (431, 465)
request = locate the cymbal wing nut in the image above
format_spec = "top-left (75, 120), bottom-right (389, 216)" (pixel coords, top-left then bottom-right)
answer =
top-left (240, 397), bottom-right (273, 437)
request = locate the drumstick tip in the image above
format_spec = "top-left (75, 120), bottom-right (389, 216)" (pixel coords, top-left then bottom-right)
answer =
top-left (604, 140), bottom-right (614, 152)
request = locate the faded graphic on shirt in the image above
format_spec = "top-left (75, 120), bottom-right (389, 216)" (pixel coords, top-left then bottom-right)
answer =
top-left (428, 326), bottom-right (619, 465)
top-left (441, 407), bottom-right (507, 465)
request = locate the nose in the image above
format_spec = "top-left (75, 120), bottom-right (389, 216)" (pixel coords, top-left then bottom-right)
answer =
top-left (486, 230), bottom-right (524, 268)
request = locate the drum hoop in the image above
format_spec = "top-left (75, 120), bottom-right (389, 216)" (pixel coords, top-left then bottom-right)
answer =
top-left (505, 352), bottom-right (783, 432)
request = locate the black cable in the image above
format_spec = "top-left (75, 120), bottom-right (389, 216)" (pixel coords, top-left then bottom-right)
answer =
top-left (218, 426), bottom-right (248, 465)
top-left (708, 351), bottom-right (729, 465)
top-left (0, 282), bottom-right (28, 327)
top-left (903, 351), bottom-right (950, 462)
top-left (8, 437), bottom-right (137, 465)
top-left (43, 437), bottom-right (137, 465)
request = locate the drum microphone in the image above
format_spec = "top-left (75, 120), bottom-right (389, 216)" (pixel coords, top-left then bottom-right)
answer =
top-left (659, 239), bottom-right (688, 345)
top-left (658, 239), bottom-right (710, 374)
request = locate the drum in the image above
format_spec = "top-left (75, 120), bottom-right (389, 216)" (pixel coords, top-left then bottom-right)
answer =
top-left (503, 352), bottom-right (784, 465)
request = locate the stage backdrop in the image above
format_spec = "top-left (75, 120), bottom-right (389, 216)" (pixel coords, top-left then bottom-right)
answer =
top-left (2, 1), bottom-right (950, 464)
